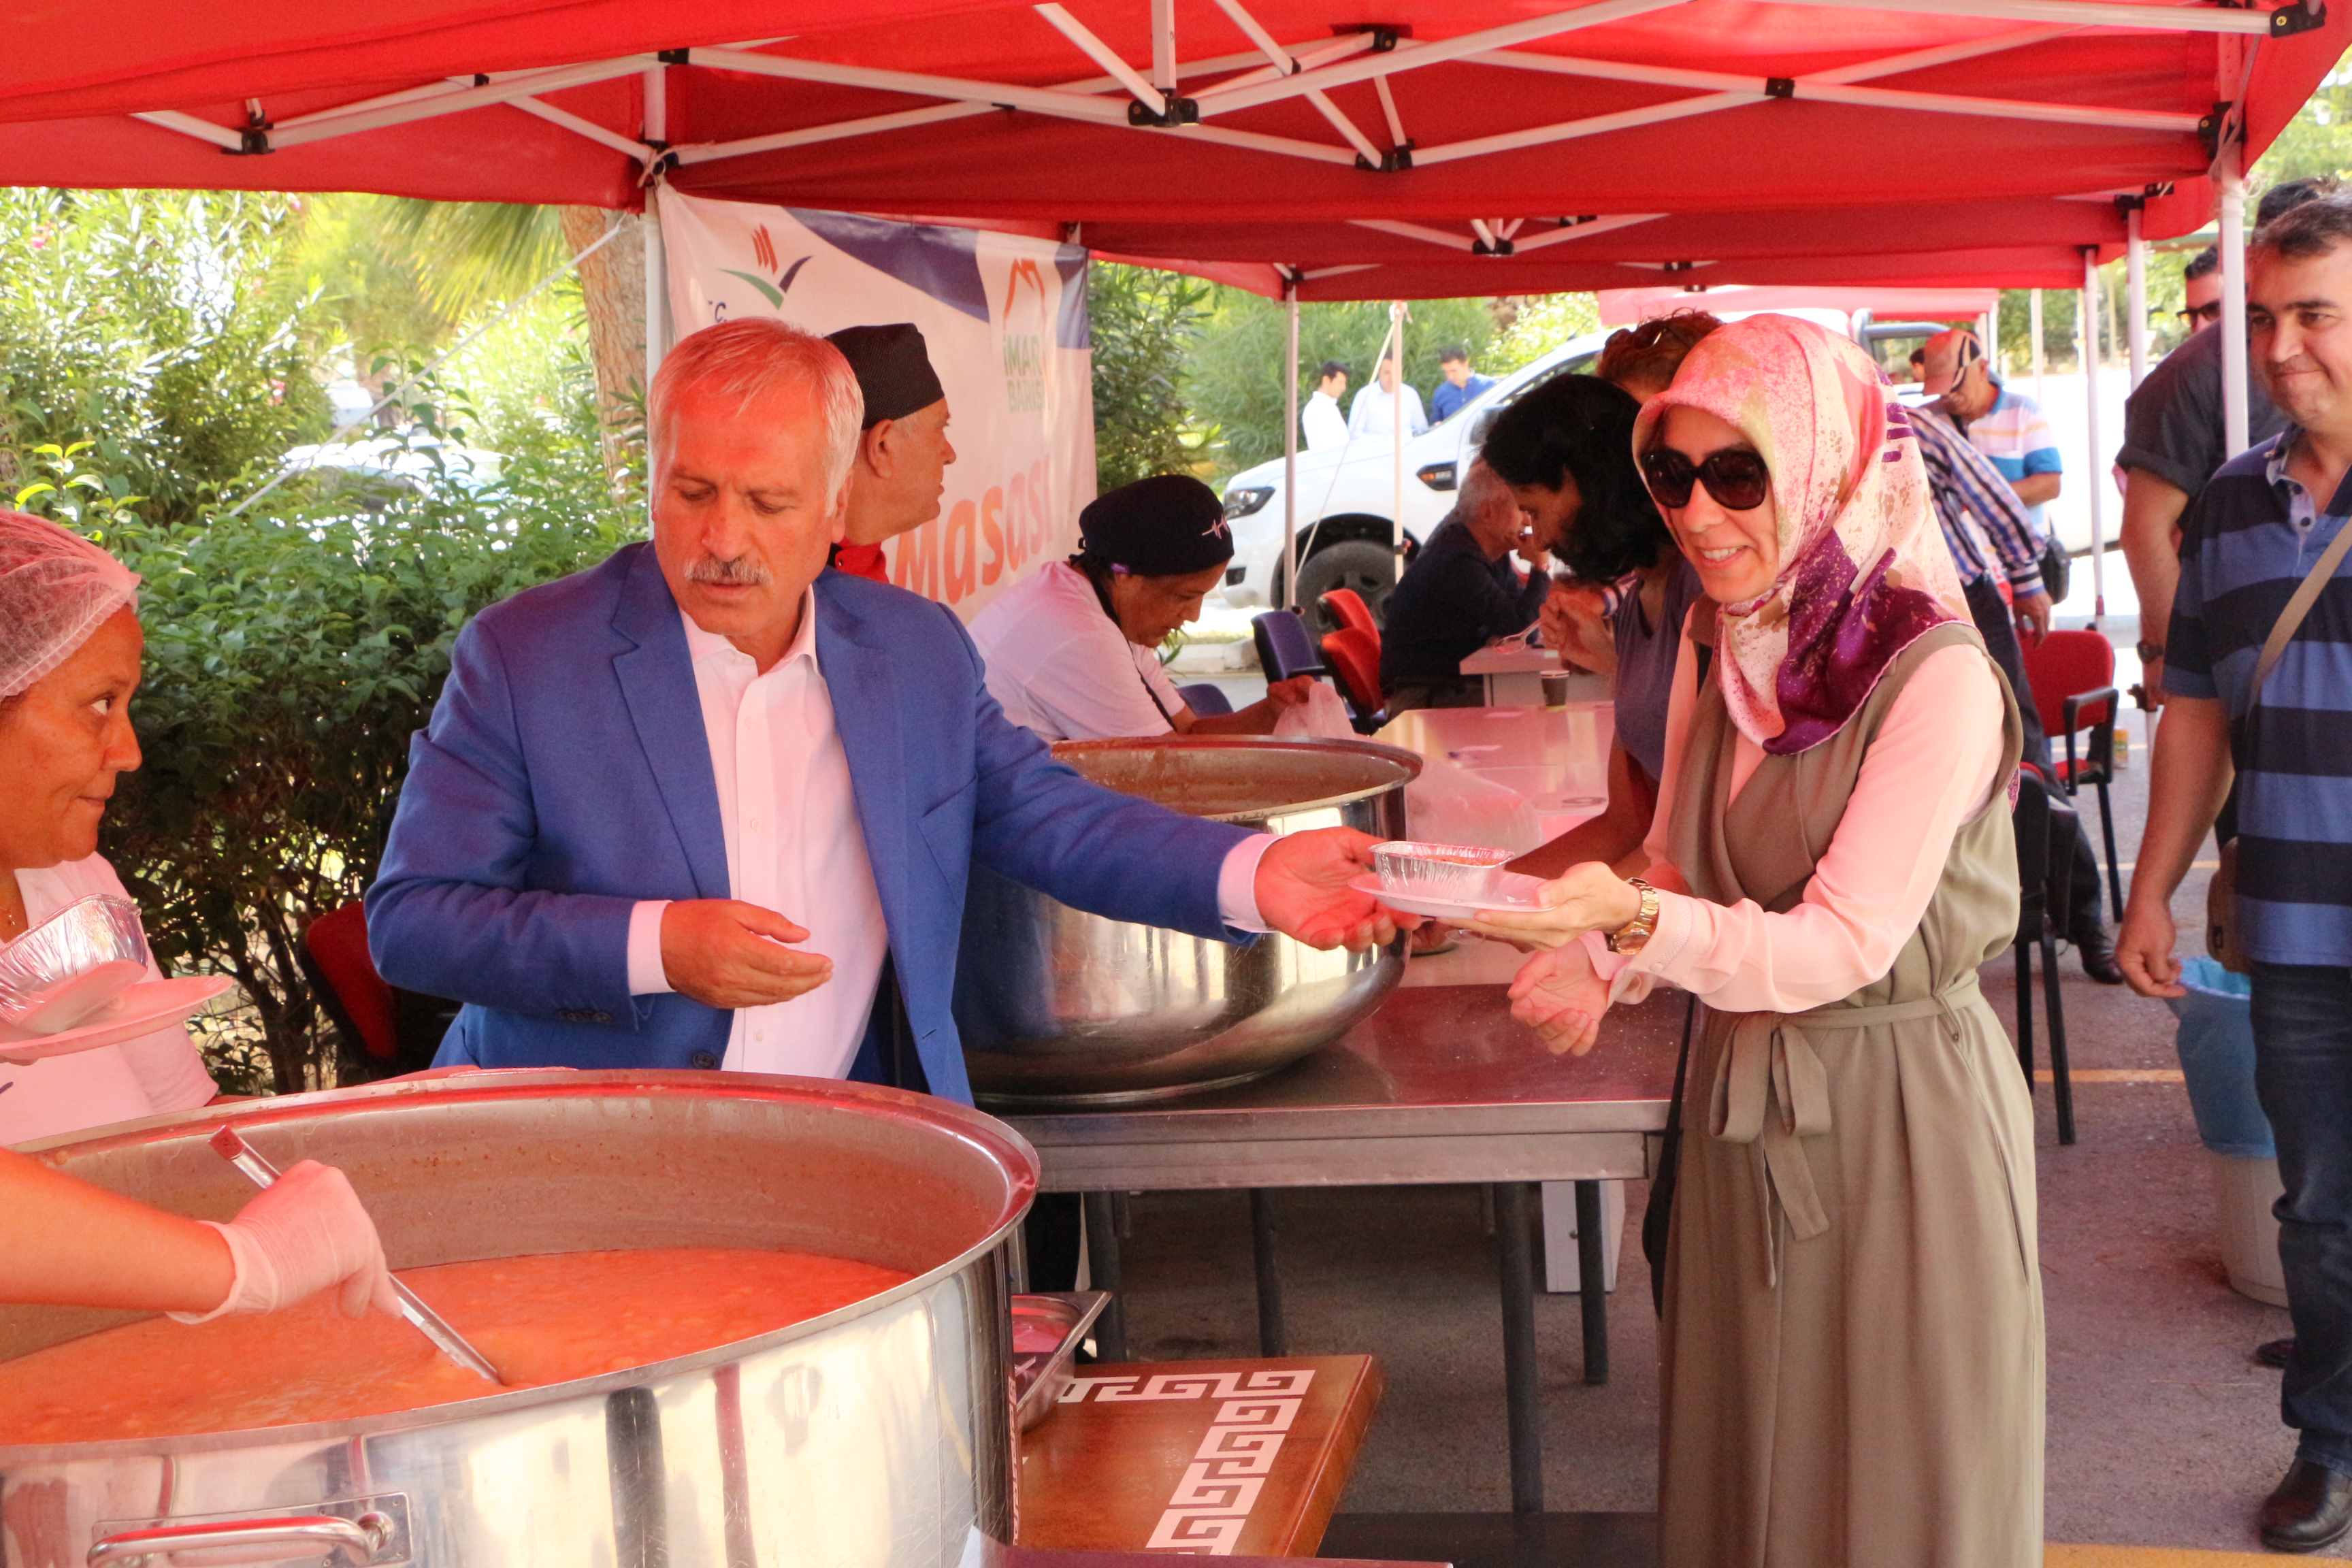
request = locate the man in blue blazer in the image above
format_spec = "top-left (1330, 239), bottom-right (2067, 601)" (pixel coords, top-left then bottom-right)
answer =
top-left (368, 319), bottom-right (1401, 1105)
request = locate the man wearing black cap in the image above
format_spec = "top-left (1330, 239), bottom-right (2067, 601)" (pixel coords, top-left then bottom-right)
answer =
top-left (970, 474), bottom-right (1316, 740)
top-left (823, 323), bottom-right (956, 584)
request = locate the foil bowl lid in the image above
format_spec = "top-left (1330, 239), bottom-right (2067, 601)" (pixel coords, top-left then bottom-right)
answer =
top-left (1371, 840), bottom-right (1514, 900)
top-left (0, 896), bottom-right (150, 1034)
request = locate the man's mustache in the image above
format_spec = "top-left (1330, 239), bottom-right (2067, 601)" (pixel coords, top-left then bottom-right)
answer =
top-left (685, 555), bottom-right (772, 586)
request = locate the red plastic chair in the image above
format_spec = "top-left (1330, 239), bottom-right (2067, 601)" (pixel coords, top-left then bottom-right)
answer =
top-left (298, 902), bottom-right (399, 1064)
top-left (1319, 627), bottom-right (1386, 729)
top-left (1319, 588), bottom-right (1379, 640)
top-left (2020, 629), bottom-right (2123, 922)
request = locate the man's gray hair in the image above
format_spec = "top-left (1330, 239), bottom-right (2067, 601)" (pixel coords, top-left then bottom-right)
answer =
top-left (649, 318), bottom-right (866, 502)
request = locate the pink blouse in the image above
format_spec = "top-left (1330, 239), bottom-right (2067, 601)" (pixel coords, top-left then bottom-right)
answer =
top-left (1591, 634), bottom-right (2006, 1014)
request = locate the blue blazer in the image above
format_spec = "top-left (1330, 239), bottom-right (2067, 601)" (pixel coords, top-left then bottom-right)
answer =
top-left (366, 543), bottom-right (1252, 1103)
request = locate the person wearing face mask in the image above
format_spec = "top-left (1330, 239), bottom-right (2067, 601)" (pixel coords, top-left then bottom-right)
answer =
top-left (0, 514), bottom-right (222, 1145)
top-left (1456, 317), bottom-right (2040, 1568)
top-left (822, 324), bottom-right (957, 584)
top-left (969, 474), bottom-right (1317, 740)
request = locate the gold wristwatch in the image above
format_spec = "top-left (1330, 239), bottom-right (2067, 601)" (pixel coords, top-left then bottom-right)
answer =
top-left (1606, 878), bottom-right (1661, 955)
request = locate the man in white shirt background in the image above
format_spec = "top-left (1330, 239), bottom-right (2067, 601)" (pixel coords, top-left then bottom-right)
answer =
top-left (1347, 351), bottom-right (1429, 442)
top-left (1302, 360), bottom-right (1350, 451)
top-left (370, 318), bottom-right (1407, 1104)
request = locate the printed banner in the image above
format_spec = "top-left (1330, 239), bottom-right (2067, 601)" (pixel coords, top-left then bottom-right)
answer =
top-left (659, 190), bottom-right (1094, 621)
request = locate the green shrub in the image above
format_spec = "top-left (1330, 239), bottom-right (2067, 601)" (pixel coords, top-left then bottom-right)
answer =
top-left (1090, 263), bottom-right (1213, 492)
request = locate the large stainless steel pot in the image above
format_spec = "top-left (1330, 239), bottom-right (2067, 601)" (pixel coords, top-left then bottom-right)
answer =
top-left (956, 735), bottom-right (1420, 1108)
top-left (0, 1071), bottom-right (1034, 1568)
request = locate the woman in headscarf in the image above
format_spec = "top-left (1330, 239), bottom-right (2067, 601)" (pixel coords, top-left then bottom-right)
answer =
top-left (1465, 316), bottom-right (2039, 1567)
top-left (0, 513), bottom-right (222, 1145)
top-left (970, 474), bottom-right (1314, 740)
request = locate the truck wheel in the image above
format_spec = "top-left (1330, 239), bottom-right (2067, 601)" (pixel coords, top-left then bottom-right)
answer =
top-left (1294, 540), bottom-right (1397, 634)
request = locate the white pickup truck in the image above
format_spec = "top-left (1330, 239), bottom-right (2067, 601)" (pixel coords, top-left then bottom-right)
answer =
top-left (1215, 330), bottom-right (1609, 627)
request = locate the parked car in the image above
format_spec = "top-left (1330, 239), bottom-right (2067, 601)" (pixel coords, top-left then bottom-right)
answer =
top-left (1215, 331), bottom-right (1608, 629)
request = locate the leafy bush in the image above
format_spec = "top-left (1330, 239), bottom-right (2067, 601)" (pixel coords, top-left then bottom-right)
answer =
top-left (26, 407), bottom-right (633, 1094)
top-left (1090, 263), bottom-right (1213, 492)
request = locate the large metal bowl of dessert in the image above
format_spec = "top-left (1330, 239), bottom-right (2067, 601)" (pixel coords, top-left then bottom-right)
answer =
top-left (0, 1071), bottom-right (1034, 1568)
top-left (955, 735), bottom-right (1420, 1107)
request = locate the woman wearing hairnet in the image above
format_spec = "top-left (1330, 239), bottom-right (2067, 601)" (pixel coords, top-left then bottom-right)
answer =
top-left (0, 512), bottom-right (397, 1318)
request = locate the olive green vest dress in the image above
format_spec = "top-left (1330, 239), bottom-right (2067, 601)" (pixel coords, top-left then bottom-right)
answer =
top-left (1656, 621), bottom-right (2042, 1568)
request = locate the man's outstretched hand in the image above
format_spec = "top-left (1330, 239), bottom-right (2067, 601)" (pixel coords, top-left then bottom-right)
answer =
top-left (1254, 828), bottom-right (1420, 951)
top-left (662, 899), bottom-right (833, 1009)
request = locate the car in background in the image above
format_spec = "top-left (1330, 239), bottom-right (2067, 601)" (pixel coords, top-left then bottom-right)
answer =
top-left (1219, 308), bottom-right (1948, 629)
top-left (276, 436), bottom-right (503, 511)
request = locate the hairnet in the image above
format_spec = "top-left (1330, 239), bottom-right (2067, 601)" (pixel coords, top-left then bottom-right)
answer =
top-left (0, 511), bottom-right (140, 700)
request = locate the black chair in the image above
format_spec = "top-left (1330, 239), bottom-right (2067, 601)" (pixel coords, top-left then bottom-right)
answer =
top-left (1251, 610), bottom-right (1328, 683)
top-left (2012, 770), bottom-right (2078, 1145)
top-left (1175, 681), bottom-right (1235, 716)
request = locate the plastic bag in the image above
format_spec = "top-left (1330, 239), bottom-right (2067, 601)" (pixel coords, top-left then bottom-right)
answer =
top-left (2165, 954), bottom-right (2272, 1158)
top-left (1272, 681), bottom-right (1356, 741)
top-left (1403, 753), bottom-right (1539, 854)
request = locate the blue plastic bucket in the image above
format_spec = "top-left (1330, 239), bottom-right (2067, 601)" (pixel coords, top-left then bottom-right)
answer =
top-left (2164, 956), bottom-right (2275, 1159)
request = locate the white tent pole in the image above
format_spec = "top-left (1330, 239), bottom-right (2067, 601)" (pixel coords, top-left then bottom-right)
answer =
top-left (2082, 246), bottom-right (2106, 623)
top-left (2126, 205), bottom-right (2150, 387)
top-left (2220, 138), bottom-right (2251, 457)
top-left (1284, 281), bottom-right (1300, 612)
top-left (2029, 289), bottom-right (2045, 405)
top-left (1390, 303), bottom-right (1406, 576)
top-left (645, 197), bottom-right (670, 378)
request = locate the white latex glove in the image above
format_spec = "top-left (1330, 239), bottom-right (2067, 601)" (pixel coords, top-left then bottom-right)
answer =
top-left (170, 1160), bottom-right (399, 1324)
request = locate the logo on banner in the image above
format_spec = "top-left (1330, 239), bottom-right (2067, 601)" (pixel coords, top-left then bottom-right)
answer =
top-left (721, 225), bottom-right (812, 310)
top-left (1001, 259), bottom-right (1049, 416)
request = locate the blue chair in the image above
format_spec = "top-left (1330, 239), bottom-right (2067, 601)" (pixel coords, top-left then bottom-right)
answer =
top-left (1176, 682), bottom-right (1235, 716)
top-left (1251, 610), bottom-right (1327, 683)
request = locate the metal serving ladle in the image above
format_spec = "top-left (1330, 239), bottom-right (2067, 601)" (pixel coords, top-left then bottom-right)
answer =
top-left (208, 1124), bottom-right (506, 1386)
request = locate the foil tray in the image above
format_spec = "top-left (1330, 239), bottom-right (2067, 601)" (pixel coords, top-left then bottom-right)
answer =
top-left (1371, 840), bottom-right (1514, 902)
top-left (1011, 1290), bottom-right (1111, 1431)
top-left (0, 895), bottom-right (148, 1034)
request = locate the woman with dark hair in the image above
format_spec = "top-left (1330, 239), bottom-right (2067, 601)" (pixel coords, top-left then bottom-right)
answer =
top-left (1482, 374), bottom-right (1701, 875)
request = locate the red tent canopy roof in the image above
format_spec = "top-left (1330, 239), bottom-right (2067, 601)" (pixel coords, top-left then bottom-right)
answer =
top-left (0, 0), bottom-right (2338, 295)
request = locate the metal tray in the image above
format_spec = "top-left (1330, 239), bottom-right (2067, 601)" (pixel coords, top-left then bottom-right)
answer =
top-left (1011, 1290), bottom-right (1110, 1431)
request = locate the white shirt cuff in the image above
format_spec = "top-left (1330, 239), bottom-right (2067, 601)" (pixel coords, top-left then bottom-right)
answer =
top-left (627, 900), bottom-right (675, 996)
top-left (1217, 834), bottom-right (1276, 934)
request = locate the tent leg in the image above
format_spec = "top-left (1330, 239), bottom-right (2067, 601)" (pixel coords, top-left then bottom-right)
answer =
top-left (2030, 289), bottom-right (2046, 408)
top-left (1284, 280), bottom-right (1299, 612)
top-left (2126, 206), bottom-right (2150, 388)
top-left (2220, 140), bottom-right (2251, 459)
top-left (2082, 248), bottom-right (2105, 627)
top-left (1389, 303), bottom-right (1405, 587)
top-left (644, 199), bottom-right (670, 379)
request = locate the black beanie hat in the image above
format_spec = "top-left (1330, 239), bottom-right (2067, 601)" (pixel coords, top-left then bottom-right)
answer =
top-left (824, 323), bottom-right (947, 428)
top-left (1078, 475), bottom-right (1235, 577)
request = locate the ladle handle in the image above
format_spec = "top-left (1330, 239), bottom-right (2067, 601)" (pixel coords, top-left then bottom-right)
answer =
top-left (208, 1126), bottom-right (505, 1386)
top-left (88, 1511), bottom-right (393, 1568)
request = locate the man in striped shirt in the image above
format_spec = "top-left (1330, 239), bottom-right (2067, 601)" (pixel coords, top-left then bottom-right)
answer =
top-left (1908, 402), bottom-right (2120, 978)
top-left (2121, 195), bottom-right (2352, 1553)
top-left (1923, 327), bottom-right (2065, 532)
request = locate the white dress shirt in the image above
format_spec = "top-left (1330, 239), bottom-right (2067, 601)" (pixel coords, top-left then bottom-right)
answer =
top-left (627, 588), bottom-right (1275, 1082)
top-left (624, 593), bottom-right (890, 1079)
top-left (968, 562), bottom-right (1186, 742)
top-left (1302, 391), bottom-right (1350, 451)
top-left (1347, 381), bottom-right (1429, 441)
top-left (2, 855), bottom-right (216, 1147)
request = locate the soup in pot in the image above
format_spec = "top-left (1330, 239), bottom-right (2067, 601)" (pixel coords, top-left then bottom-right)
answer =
top-left (0, 1246), bottom-right (912, 1443)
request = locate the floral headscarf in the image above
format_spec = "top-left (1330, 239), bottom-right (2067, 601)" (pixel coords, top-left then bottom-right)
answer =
top-left (1630, 314), bottom-right (1965, 755)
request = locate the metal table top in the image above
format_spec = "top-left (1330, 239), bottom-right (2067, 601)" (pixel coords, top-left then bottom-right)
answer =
top-left (999, 983), bottom-right (1682, 1193)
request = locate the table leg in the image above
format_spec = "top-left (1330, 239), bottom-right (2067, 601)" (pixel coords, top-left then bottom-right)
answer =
top-left (1250, 1188), bottom-right (1287, 1356)
top-left (1493, 1180), bottom-right (1542, 1514)
top-left (1083, 1191), bottom-right (1128, 1362)
top-left (1573, 1179), bottom-right (1609, 1386)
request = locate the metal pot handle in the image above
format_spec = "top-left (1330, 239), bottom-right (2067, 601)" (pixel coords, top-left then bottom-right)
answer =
top-left (88, 1511), bottom-right (393, 1568)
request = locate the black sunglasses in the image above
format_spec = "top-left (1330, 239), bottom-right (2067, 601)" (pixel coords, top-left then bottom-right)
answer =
top-left (1641, 446), bottom-right (1771, 512)
top-left (2178, 301), bottom-right (2222, 327)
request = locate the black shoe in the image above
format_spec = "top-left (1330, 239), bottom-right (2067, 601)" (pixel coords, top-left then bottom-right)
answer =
top-left (2070, 922), bottom-right (2125, 985)
top-left (2260, 1459), bottom-right (2352, 1552)
top-left (2261, 1337), bottom-right (2299, 1369)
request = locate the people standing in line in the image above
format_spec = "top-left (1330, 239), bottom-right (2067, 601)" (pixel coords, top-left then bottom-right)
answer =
top-left (1346, 352), bottom-right (1428, 442)
top-left (2118, 195), bottom-right (2352, 1556)
top-left (1463, 315), bottom-right (2040, 1568)
top-left (1377, 459), bottom-right (1552, 714)
top-left (1906, 397), bottom-right (2121, 981)
top-left (821, 324), bottom-right (956, 585)
top-left (1303, 360), bottom-right (1350, 452)
top-left (2120, 176), bottom-right (2335, 708)
top-left (1430, 344), bottom-right (1495, 423)
top-left (1920, 327), bottom-right (2065, 533)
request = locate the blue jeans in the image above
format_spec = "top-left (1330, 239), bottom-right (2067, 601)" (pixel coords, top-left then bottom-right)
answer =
top-left (2252, 962), bottom-right (2352, 1473)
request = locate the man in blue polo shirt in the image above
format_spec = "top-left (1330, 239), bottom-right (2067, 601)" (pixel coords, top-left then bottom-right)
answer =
top-left (2120, 195), bottom-right (2352, 1554)
top-left (1429, 345), bottom-right (1494, 423)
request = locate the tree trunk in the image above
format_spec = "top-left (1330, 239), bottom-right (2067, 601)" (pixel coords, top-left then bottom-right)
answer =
top-left (557, 206), bottom-right (647, 475)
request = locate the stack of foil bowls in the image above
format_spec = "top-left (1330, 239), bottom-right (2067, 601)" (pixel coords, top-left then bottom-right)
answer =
top-left (0, 894), bottom-right (149, 1034)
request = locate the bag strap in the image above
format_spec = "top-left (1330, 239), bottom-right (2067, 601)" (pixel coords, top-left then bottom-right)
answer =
top-left (2251, 516), bottom-right (2352, 703)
